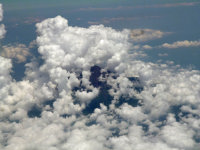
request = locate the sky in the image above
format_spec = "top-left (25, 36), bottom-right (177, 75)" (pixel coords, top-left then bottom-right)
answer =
top-left (0, 1), bottom-right (200, 150)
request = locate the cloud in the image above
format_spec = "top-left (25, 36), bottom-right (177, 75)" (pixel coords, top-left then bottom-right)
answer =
top-left (158, 53), bottom-right (168, 57)
top-left (130, 29), bottom-right (166, 42)
top-left (161, 40), bottom-right (200, 48)
top-left (1, 44), bottom-right (31, 63)
top-left (0, 15), bottom-right (200, 150)
top-left (154, 2), bottom-right (200, 8)
top-left (0, 4), bottom-right (6, 39)
top-left (134, 40), bottom-right (200, 50)
top-left (161, 114), bottom-right (195, 149)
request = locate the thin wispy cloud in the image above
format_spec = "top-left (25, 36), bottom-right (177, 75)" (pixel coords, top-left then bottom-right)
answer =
top-left (79, 2), bottom-right (200, 12)
top-left (138, 40), bottom-right (200, 50)
top-left (88, 16), bottom-right (160, 25)
top-left (161, 40), bottom-right (200, 49)
top-left (130, 29), bottom-right (167, 42)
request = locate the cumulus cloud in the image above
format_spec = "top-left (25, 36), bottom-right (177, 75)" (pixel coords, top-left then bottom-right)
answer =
top-left (0, 15), bottom-right (200, 150)
top-left (0, 4), bottom-right (6, 39)
top-left (161, 40), bottom-right (200, 48)
top-left (1, 44), bottom-right (31, 63)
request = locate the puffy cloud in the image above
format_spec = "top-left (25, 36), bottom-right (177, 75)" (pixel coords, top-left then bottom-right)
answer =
top-left (0, 15), bottom-right (200, 150)
top-left (161, 40), bottom-right (200, 48)
top-left (36, 16), bottom-right (130, 72)
top-left (116, 103), bottom-right (146, 123)
top-left (161, 114), bottom-right (195, 149)
top-left (75, 88), bottom-right (99, 103)
top-left (1, 44), bottom-right (31, 63)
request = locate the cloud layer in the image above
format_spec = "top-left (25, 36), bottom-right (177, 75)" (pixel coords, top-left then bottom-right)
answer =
top-left (0, 15), bottom-right (200, 150)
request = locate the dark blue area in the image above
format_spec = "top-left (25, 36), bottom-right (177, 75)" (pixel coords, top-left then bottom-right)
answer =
top-left (111, 127), bottom-right (120, 137)
top-left (128, 77), bottom-right (144, 93)
top-left (156, 105), bottom-right (183, 124)
top-left (194, 135), bottom-right (200, 143)
top-left (82, 66), bottom-right (145, 115)
top-left (43, 99), bottom-right (56, 108)
top-left (82, 82), bottom-right (113, 115)
top-left (11, 62), bottom-right (26, 81)
top-left (128, 77), bottom-right (140, 82)
top-left (82, 66), bottom-right (113, 114)
top-left (170, 105), bottom-right (183, 122)
top-left (116, 96), bottom-right (141, 108)
top-left (27, 105), bottom-right (42, 118)
top-left (139, 123), bottom-right (149, 132)
top-left (89, 65), bottom-right (101, 88)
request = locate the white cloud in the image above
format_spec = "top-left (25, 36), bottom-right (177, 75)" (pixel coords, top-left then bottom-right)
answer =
top-left (75, 88), bottom-right (99, 103)
top-left (161, 114), bottom-right (195, 148)
top-left (161, 40), bottom-right (200, 48)
top-left (0, 15), bottom-right (200, 150)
